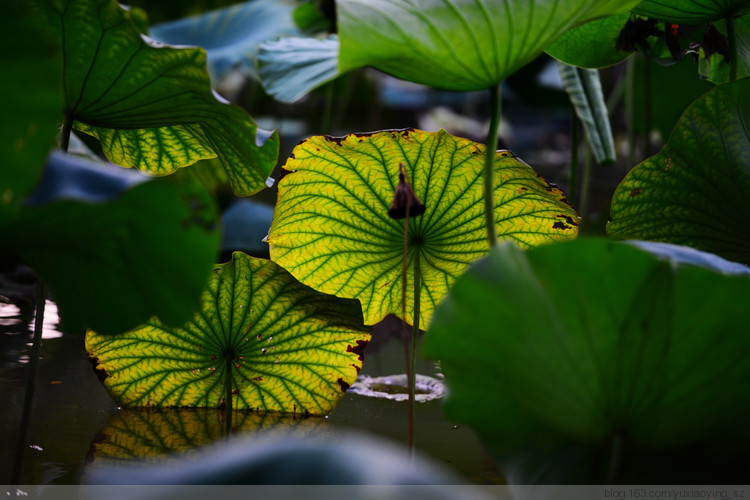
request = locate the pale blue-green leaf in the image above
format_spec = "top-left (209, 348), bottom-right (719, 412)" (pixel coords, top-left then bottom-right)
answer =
top-left (258, 35), bottom-right (340, 103)
top-left (150, 0), bottom-right (303, 80)
top-left (557, 63), bottom-right (615, 165)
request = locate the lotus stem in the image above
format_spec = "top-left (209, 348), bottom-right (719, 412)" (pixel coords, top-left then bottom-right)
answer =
top-left (60, 113), bottom-right (73, 153)
top-left (10, 281), bottom-right (46, 484)
top-left (400, 203), bottom-right (414, 453)
top-left (484, 83), bottom-right (501, 248)
top-left (408, 252), bottom-right (421, 456)
top-left (224, 358), bottom-right (233, 436)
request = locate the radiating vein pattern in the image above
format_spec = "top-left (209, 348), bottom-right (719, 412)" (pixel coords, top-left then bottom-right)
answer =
top-left (267, 129), bottom-right (578, 326)
top-left (608, 78), bottom-right (750, 265)
top-left (86, 253), bottom-right (370, 414)
top-left (30, 0), bottom-right (278, 196)
top-left (337, 0), bottom-right (641, 91)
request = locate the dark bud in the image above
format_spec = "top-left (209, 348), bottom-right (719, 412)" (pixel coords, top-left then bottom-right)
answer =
top-left (388, 163), bottom-right (425, 219)
top-left (616, 17), bottom-right (662, 53)
top-left (702, 23), bottom-right (731, 61)
top-left (664, 22), bottom-right (686, 61)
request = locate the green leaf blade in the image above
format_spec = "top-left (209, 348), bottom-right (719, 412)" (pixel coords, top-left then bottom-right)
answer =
top-left (608, 78), bottom-right (750, 265)
top-left (86, 253), bottom-right (370, 414)
top-left (423, 238), bottom-right (750, 465)
top-left (267, 129), bottom-right (578, 326)
top-left (337, 0), bottom-right (642, 91)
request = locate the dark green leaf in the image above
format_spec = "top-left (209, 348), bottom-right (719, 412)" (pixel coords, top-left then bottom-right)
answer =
top-left (608, 78), bottom-right (750, 265)
top-left (29, 0), bottom-right (279, 196)
top-left (423, 238), bottom-right (750, 469)
top-left (546, 14), bottom-right (633, 68)
top-left (3, 152), bottom-right (220, 334)
top-left (86, 253), bottom-right (370, 413)
top-left (633, 0), bottom-right (750, 23)
top-left (0, 1), bottom-right (62, 225)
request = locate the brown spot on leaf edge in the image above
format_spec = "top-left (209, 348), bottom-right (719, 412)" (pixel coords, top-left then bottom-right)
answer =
top-left (346, 339), bottom-right (369, 366)
top-left (337, 377), bottom-right (350, 392)
top-left (88, 356), bottom-right (109, 383)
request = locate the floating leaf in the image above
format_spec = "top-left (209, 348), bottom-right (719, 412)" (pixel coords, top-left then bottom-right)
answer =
top-left (633, 0), bottom-right (750, 23)
top-left (423, 239), bottom-right (750, 481)
top-left (336, 0), bottom-right (641, 91)
top-left (149, 0), bottom-right (303, 80)
top-left (86, 253), bottom-right (370, 414)
top-left (29, 0), bottom-right (279, 196)
top-left (267, 129), bottom-right (578, 326)
top-left (608, 78), bottom-right (750, 265)
top-left (546, 13), bottom-right (633, 68)
top-left (0, 1), bottom-right (62, 225)
top-left (89, 408), bottom-right (329, 466)
top-left (3, 151), bottom-right (219, 335)
top-left (258, 35), bottom-right (340, 103)
top-left (557, 63), bottom-right (615, 165)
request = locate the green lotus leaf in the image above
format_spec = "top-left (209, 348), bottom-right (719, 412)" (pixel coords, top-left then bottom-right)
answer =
top-left (86, 252), bottom-right (370, 414)
top-left (29, 0), bottom-right (279, 196)
top-left (336, 0), bottom-right (641, 92)
top-left (0, 1), bottom-right (62, 225)
top-left (89, 408), bottom-right (330, 466)
top-left (633, 0), bottom-right (750, 23)
top-left (422, 239), bottom-right (750, 472)
top-left (545, 13), bottom-right (632, 68)
top-left (267, 129), bottom-right (578, 327)
top-left (3, 153), bottom-right (220, 335)
top-left (608, 78), bottom-right (750, 265)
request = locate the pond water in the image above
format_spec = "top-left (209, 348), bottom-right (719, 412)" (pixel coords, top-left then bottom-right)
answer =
top-left (0, 301), bottom-right (505, 485)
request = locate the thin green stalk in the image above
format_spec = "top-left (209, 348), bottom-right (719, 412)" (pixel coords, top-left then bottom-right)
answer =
top-left (10, 281), bottom-right (46, 484)
top-left (727, 14), bottom-right (739, 82)
top-left (60, 114), bottom-right (73, 153)
top-left (407, 252), bottom-right (421, 456)
top-left (484, 83), bottom-right (501, 248)
top-left (400, 204), bottom-right (414, 453)
top-left (568, 111), bottom-right (580, 207)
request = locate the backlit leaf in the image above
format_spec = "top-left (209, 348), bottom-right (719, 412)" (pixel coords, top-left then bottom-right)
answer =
top-left (608, 78), bottom-right (750, 265)
top-left (267, 129), bottom-right (578, 326)
top-left (29, 0), bottom-right (279, 196)
top-left (337, 0), bottom-right (641, 91)
top-left (86, 253), bottom-right (370, 414)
